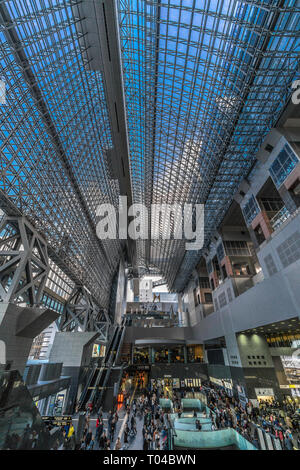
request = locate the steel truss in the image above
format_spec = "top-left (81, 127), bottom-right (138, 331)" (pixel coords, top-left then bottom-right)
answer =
top-left (0, 216), bottom-right (49, 305)
top-left (58, 285), bottom-right (109, 341)
top-left (118, 0), bottom-right (300, 291)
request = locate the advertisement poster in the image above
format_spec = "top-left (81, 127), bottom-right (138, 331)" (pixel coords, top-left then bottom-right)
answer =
top-left (92, 344), bottom-right (106, 358)
top-left (173, 378), bottom-right (180, 389)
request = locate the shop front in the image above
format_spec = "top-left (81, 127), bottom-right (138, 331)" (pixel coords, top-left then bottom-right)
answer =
top-left (151, 375), bottom-right (202, 398)
top-left (254, 387), bottom-right (275, 403)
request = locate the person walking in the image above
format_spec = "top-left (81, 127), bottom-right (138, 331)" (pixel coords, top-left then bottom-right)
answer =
top-left (85, 429), bottom-right (92, 448)
top-left (115, 437), bottom-right (122, 450)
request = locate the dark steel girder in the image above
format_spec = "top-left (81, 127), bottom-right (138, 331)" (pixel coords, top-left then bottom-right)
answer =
top-left (72, 0), bottom-right (136, 266)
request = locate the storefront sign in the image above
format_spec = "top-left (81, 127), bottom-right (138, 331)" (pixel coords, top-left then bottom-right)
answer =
top-left (42, 415), bottom-right (72, 426)
top-left (280, 384), bottom-right (300, 389)
top-left (209, 376), bottom-right (223, 386)
top-left (210, 376), bottom-right (232, 390)
top-left (255, 388), bottom-right (274, 397)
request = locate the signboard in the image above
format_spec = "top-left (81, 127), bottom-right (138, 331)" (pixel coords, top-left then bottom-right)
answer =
top-left (92, 344), bottom-right (106, 358)
top-left (280, 384), bottom-right (300, 389)
top-left (255, 388), bottom-right (274, 397)
top-left (184, 378), bottom-right (201, 388)
top-left (173, 378), bottom-right (180, 389)
top-left (42, 415), bottom-right (72, 427)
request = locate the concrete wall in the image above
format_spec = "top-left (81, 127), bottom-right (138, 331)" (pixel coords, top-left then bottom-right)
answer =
top-left (0, 304), bottom-right (33, 374)
top-left (49, 332), bottom-right (98, 413)
top-left (236, 333), bottom-right (273, 368)
top-left (0, 304), bottom-right (58, 375)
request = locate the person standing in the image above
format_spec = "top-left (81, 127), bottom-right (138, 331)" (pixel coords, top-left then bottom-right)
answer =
top-left (115, 437), bottom-right (122, 450)
top-left (85, 429), bottom-right (92, 448)
top-left (87, 437), bottom-right (94, 450)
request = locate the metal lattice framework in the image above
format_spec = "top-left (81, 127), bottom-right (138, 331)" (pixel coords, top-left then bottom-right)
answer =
top-left (59, 286), bottom-right (109, 341)
top-left (0, 216), bottom-right (49, 305)
top-left (118, 0), bottom-right (300, 291)
top-left (0, 0), bottom-right (123, 309)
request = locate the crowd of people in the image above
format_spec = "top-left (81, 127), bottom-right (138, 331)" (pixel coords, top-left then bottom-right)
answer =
top-left (79, 406), bottom-right (119, 450)
top-left (78, 379), bottom-right (171, 450)
top-left (76, 375), bottom-right (299, 451)
top-left (199, 384), bottom-right (299, 450)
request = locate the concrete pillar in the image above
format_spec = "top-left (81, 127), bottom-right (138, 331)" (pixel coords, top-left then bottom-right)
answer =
top-left (49, 331), bottom-right (98, 413)
top-left (251, 211), bottom-right (273, 241)
top-left (183, 346), bottom-right (188, 364)
top-left (150, 347), bottom-right (155, 364)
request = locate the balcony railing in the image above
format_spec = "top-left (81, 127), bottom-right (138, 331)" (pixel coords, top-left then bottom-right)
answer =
top-left (270, 206), bottom-right (290, 231)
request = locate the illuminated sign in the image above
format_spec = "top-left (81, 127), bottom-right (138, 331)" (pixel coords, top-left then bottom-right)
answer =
top-left (92, 344), bottom-right (106, 358)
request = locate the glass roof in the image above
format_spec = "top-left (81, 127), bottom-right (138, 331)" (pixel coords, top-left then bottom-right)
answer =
top-left (118, 0), bottom-right (300, 290)
top-left (0, 0), bottom-right (122, 308)
top-left (0, 0), bottom-right (299, 304)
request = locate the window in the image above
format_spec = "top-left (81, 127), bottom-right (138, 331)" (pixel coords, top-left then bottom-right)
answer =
top-left (269, 144), bottom-right (299, 188)
top-left (264, 254), bottom-right (278, 276)
top-left (218, 292), bottom-right (227, 308)
top-left (242, 195), bottom-right (260, 225)
top-left (260, 197), bottom-right (284, 212)
top-left (221, 265), bottom-right (227, 279)
top-left (277, 231), bottom-right (300, 268)
top-left (216, 243), bottom-right (225, 262)
top-left (199, 277), bottom-right (210, 288)
top-left (227, 288), bottom-right (233, 302)
top-left (204, 292), bottom-right (213, 303)
top-left (207, 260), bottom-right (213, 273)
top-left (224, 240), bottom-right (251, 256)
top-left (265, 144), bottom-right (274, 153)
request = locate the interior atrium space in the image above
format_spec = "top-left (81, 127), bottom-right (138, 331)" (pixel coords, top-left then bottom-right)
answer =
top-left (0, 0), bottom-right (300, 457)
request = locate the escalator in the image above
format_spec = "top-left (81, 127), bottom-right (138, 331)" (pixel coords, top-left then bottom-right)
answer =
top-left (92, 320), bottom-right (127, 411)
top-left (78, 320), bottom-right (127, 411)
